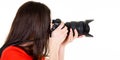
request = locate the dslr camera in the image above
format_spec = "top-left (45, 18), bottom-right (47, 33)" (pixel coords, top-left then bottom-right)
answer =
top-left (51, 19), bottom-right (93, 37)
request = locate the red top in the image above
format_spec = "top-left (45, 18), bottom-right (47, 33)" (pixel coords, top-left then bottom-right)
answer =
top-left (0, 45), bottom-right (44, 60)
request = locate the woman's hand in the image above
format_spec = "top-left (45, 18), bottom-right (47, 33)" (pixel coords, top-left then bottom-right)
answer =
top-left (49, 22), bottom-right (68, 46)
top-left (61, 28), bottom-right (82, 46)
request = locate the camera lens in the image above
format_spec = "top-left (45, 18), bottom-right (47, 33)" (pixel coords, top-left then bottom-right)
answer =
top-left (51, 19), bottom-right (93, 37)
top-left (65, 20), bottom-right (93, 37)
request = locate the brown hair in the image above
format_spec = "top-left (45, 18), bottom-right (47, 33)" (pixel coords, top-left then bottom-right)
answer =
top-left (0, 1), bottom-right (51, 60)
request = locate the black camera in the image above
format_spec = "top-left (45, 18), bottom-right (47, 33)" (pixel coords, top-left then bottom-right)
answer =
top-left (50, 19), bottom-right (93, 37)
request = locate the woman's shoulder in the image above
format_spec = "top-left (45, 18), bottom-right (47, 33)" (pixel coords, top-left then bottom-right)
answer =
top-left (2, 45), bottom-right (28, 55)
top-left (1, 45), bottom-right (32, 60)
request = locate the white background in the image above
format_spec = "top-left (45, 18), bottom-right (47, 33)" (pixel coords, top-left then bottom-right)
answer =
top-left (0, 0), bottom-right (120, 60)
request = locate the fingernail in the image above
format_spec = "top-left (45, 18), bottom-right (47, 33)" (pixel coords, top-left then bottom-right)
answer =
top-left (74, 29), bottom-right (76, 31)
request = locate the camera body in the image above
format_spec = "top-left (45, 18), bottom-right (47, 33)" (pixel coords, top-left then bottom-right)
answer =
top-left (51, 19), bottom-right (93, 37)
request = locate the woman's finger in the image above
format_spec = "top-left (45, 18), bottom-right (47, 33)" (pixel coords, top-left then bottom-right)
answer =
top-left (73, 29), bottom-right (78, 39)
top-left (68, 28), bottom-right (74, 41)
top-left (61, 26), bottom-right (67, 32)
top-left (56, 22), bottom-right (65, 30)
top-left (78, 35), bottom-right (83, 38)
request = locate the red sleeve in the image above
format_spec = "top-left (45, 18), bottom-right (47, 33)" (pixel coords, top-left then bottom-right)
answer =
top-left (0, 46), bottom-right (32, 60)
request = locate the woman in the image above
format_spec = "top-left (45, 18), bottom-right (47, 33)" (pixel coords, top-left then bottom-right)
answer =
top-left (0, 1), bottom-right (81, 60)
